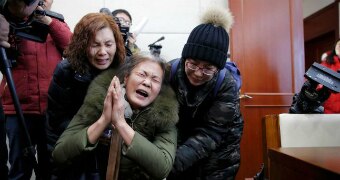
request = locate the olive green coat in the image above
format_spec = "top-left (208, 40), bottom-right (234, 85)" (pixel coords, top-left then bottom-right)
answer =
top-left (52, 68), bottom-right (179, 180)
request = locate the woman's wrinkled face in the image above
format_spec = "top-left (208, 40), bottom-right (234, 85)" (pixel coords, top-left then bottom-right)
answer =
top-left (87, 27), bottom-right (117, 70)
top-left (124, 61), bottom-right (163, 109)
top-left (184, 58), bottom-right (217, 86)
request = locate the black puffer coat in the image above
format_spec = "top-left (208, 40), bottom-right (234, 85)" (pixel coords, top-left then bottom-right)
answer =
top-left (45, 59), bottom-right (99, 155)
top-left (168, 59), bottom-right (244, 180)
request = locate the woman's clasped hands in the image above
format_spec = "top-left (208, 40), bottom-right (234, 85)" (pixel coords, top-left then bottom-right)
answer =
top-left (102, 76), bottom-right (125, 127)
top-left (110, 76), bottom-right (126, 127)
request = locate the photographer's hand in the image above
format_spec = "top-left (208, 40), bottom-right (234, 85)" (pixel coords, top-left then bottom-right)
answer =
top-left (289, 80), bottom-right (331, 113)
top-left (34, 6), bottom-right (52, 25)
top-left (128, 33), bottom-right (137, 45)
top-left (0, 14), bottom-right (10, 48)
top-left (127, 33), bottom-right (140, 54)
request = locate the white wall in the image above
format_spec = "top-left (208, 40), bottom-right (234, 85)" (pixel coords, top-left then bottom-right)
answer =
top-left (302, 0), bottom-right (334, 18)
top-left (302, 0), bottom-right (340, 38)
top-left (51, 0), bottom-right (228, 61)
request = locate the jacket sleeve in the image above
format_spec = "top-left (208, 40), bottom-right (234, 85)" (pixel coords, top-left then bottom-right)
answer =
top-left (173, 76), bottom-right (243, 173)
top-left (48, 18), bottom-right (72, 51)
top-left (122, 127), bottom-right (177, 179)
top-left (51, 97), bottom-right (103, 166)
top-left (52, 72), bottom-right (109, 166)
top-left (46, 61), bottom-right (74, 135)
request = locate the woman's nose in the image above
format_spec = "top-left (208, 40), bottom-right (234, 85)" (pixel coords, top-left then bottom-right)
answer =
top-left (194, 68), bottom-right (204, 76)
top-left (142, 78), bottom-right (151, 88)
top-left (98, 46), bottom-right (107, 55)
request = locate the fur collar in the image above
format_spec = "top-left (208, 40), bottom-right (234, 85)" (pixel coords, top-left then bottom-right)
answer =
top-left (87, 68), bottom-right (178, 129)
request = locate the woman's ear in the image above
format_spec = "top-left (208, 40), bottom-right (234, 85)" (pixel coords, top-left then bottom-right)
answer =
top-left (124, 75), bottom-right (128, 86)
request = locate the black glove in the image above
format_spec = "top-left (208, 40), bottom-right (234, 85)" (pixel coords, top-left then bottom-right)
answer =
top-left (289, 80), bottom-right (330, 113)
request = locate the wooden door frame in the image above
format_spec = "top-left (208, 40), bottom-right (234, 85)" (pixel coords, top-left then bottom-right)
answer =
top-left (229, 0), bottom-right (305, 179)
top-left (304, 2), bottom-right (339, 42)
top-left (304, 1), bottom-right (339, 70)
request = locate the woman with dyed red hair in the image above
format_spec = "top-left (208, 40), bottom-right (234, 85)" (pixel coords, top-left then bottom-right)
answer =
top-left (45, 12), bottom-right (126, 179)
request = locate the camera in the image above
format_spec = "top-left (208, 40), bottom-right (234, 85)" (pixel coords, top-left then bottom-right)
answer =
top-left (289, 62), bottom-right (340, 113)
top-left (4, 1), bottom-right (64, 43)
top-left (113, 17), bottom-right (133, 56)
top-left (113, 17), bottom-right (131, 45)
top-left (3, 0), bottom-right (65, 67)
top-left (9, 18), bottom-right (50, 43)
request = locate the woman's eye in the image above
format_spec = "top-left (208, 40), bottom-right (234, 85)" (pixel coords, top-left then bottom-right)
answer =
top-left (152, 78), bottom-right (161, 84)
top-left (106, 42), bottom-right (114, 47)
top-left (137, 72), bottom-right (146, 77)
top-left (91, 44), bottom-right (99, 47)
top-left (205, 66), bottom-right (217, 71)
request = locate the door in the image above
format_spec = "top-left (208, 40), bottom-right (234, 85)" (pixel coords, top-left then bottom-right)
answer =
top-left (304, 2), bottom-right (339, 70)
top-left (229, 0), bottom-right (305, 179)
top-left (305, 31), bottom-right (335, 68)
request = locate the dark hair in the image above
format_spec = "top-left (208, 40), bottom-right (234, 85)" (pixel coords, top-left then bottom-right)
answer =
top-left (118, 52), bottom-right (166, 84)
top-left (112, 9), bottom-right (132, 22)
top-left (64, 13), bottom-right (126, 74)
top-left (23, 0), bottom-right (36, 5)
top-left (326, 39), bottom-right (340, 65)
top-left (6, 0), bottom-right (37, 5)
top-left (99, 7), bottom-right (112, 16)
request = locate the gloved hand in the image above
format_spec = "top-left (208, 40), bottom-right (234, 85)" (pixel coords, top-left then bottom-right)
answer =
top-left (289, 80), bottom-right (331, 113)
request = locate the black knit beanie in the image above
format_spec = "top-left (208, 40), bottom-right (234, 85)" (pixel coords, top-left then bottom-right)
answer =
top-left (182, 7), bottom-right (234, 69)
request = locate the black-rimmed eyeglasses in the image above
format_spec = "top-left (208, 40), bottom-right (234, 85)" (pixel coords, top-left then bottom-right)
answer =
top-left (186, 62), bottom-right (217, 76)
top-left (116, 17), bottom-right (132, 27)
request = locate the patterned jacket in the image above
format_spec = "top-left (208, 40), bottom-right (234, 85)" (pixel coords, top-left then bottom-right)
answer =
top-left (52, 68), bottom-right (179, 180)
top-left (168, 59), bottom-right (244, 180)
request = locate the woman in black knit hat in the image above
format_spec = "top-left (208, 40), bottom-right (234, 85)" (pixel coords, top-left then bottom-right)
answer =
top-left (167, 6), bottom-right (244, 180)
